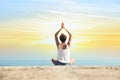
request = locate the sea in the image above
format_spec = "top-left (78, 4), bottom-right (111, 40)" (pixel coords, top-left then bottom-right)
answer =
top-left (0, 58), bottom-right (120, 66)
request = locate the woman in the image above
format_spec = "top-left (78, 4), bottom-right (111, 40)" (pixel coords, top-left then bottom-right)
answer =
top-left (52, 22), bottom-right (74, 65)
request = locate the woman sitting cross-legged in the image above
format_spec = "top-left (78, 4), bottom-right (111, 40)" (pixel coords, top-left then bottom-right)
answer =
top-left (52, 22), bottom-right (74, 66)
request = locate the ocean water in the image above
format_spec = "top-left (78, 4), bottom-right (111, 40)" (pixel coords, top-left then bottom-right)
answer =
top-left (0, 58), bottom-right (120, 66)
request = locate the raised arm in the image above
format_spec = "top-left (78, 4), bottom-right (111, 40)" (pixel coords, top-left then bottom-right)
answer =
top-left (55, 28), bottom-right (62, 48)
top-left (55, 22), bottom-right (65, 47)
top-left (64, 28), bottom-right (72, 47)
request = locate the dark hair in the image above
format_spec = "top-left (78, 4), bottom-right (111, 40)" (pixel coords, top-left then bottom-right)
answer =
top-left (60, 33), bottom-right (66, 43)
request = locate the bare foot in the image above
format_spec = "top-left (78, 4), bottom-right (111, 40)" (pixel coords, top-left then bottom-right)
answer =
top-left (70, 58), bottom-right (75, 65)
top-left (51, 58), bottom-right (57, 65)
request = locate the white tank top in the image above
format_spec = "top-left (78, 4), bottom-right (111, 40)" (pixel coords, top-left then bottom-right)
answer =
top-left (57, 44), bottom-right (70, 63)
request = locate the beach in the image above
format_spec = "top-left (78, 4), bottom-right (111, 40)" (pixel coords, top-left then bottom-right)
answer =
top-left (0, 66), bottom-right (120, 80)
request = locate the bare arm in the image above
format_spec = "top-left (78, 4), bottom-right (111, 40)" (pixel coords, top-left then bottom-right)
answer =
top-left (64, 28), bottom-right (72, 47)
top-left (55, 28), bottom-right (62, 48)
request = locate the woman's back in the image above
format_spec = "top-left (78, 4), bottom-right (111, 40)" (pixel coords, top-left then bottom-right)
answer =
top-left (57, 44), bottom-right (70, 63)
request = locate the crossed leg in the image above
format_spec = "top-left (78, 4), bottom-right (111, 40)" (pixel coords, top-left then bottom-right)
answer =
top-left (51, 58), bottom-right (74, 65)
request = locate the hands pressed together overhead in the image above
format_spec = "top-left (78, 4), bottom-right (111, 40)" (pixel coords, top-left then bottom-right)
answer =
top-left (61, 22), bottom-right (65, 29)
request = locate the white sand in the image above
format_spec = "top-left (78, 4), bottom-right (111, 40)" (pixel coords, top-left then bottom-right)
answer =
top-left (0, 66), bottom-right (120, 80)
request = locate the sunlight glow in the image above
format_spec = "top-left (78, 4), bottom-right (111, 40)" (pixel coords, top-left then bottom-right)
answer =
top-left (0, 0), bottom-right (120, 59)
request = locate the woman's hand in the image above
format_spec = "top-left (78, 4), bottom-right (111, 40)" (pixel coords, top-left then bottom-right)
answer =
top-left (61, 22), bottom-right (65, 29)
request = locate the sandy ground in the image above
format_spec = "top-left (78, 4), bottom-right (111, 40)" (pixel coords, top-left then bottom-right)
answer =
top-left (0, 66), bottom-right (120, 80)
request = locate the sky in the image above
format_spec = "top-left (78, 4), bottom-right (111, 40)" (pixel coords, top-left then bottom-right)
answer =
top-left (0, 0), bottom-right (120, 61)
